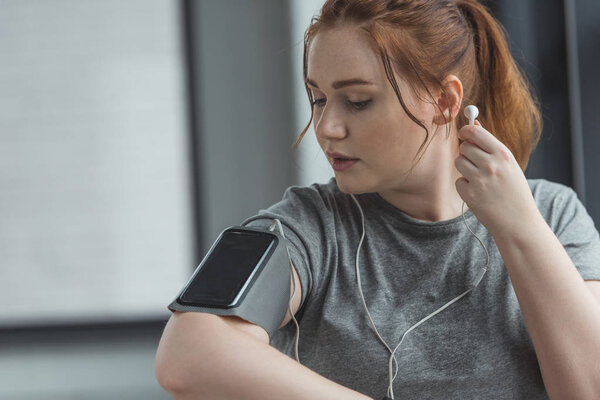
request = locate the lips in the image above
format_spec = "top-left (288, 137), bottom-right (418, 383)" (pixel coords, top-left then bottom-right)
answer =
top-left (331, 158), bottom-right (359, 171)
top-left (326, 151), bottom-right (358, 161)
top-left (325, 151), bottom-right (359, 173)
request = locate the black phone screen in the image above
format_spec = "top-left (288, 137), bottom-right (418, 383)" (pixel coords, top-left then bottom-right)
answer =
top-left (178, 229), bottom-right (276, 308)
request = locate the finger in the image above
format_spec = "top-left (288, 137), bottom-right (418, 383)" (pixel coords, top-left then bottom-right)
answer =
top-left (459, 140), bottom-right (490, 168)
top-left (455, 176), bottom-right (470, 201)
top-left (455, 154), bottom-right (478, 179)
top-left (457, 125), bottom-right (499, 154)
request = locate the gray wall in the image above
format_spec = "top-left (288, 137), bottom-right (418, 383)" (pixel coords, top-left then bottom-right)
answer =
top-left (491, 0), bottom-right (600, 224)
top-left (0, 0), bottom-right (297, 398)
top-left (576, 0), bottom-right (600, 225)
top-left (0, 0), bottom-right (188, 398)
top-left (190, 0), bottom-right (296, 257)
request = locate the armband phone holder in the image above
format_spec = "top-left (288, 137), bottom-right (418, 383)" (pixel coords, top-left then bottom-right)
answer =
top-left (168, 225), bottom-right (291, 340)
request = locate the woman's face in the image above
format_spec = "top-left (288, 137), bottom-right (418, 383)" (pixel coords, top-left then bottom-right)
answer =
top-left (307, 25), bottom-right (452, 195)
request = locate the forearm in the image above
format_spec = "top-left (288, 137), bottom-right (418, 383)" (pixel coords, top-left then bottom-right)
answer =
top-left (156, 313), bottom-right (373, 400)
top-left (493, 215), bottom-right (600, 399)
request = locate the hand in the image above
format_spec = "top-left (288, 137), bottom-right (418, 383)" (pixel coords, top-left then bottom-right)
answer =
top-left (454, 120), bottom-right (541, 238)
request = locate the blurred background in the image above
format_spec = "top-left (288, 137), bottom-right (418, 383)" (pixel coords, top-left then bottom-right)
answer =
top-left (0, 0), bottom-right (598, 398)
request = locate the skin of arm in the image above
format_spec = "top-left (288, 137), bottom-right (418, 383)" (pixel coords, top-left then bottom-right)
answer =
top-left (155, 312), bottom-right (374, 400)
top-left (493, 211), bottom-right (600, 400)
top-left (455, 121), bottom-right (600, 400)
top-left (155, 261), bottom-right (375, 400)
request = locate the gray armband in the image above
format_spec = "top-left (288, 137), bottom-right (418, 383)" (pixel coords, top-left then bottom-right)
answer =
top-left (168, 225), bottom-right (292, 341)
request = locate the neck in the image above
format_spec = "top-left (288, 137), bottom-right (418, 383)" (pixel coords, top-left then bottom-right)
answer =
top-left (377, 132), bottom-right (467, 222)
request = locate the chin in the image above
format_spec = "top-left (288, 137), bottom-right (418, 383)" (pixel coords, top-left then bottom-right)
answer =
top-left (334, 173), bottom-right (373, 195)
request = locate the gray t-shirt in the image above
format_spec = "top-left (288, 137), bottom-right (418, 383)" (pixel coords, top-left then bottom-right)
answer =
top-left (240, 177), bottom-right (600, 400)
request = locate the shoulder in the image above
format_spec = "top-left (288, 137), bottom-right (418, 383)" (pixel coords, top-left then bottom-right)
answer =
top-left (527, 178), bottom-right (578, 210)
top-left (280, 177), bottom-right (342, 213)
top-left (527, 178), bottom-right (590, 235)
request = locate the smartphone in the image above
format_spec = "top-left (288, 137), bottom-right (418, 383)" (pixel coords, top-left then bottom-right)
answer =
top-left (177, 228), bottom-right (277, 309)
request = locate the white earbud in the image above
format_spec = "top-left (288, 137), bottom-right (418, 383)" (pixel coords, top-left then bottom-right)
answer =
top-left (464, 105), bottom-right (479, 126)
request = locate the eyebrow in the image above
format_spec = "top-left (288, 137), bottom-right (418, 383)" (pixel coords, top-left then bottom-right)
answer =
top-left (306, 78), bottom-right (374, 90)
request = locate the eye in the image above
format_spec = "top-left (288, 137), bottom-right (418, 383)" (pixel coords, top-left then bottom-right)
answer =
top-left (348, 99), bottom-right (371, 110)
top-left (311, 97), bottom-right (326, 108)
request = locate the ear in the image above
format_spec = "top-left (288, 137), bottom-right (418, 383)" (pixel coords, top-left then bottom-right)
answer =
top-left (431, 75), bottom-right (463, 126)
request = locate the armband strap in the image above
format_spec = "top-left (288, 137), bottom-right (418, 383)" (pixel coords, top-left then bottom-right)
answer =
top-left (168, 225), bottom-right (292, 341)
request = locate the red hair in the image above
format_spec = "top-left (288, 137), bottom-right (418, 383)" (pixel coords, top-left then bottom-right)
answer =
top-left (293, 0), bottom-right (542, 171)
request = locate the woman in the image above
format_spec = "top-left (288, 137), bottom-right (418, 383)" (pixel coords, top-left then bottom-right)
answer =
top-left (156, 1), bottom-right (600, 399)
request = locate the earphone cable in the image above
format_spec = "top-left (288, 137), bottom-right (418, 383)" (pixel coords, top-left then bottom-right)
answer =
top-left (349, 195), bottom-right (489, 399)
top-left (269, 219), bottom-right (301, 363)
top-left (269, 195), bottom-right (490, 399)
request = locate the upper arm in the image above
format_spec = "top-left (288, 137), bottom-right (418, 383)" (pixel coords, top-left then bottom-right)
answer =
top-left (160, 260), bottom-right (304, 355)
top-left (156, 261), bottom-right (304, 393)
top-left (585, 280), bottom-right (600, 304)
top-left (277, 260), bottom-right (303, 330)
top-left (220, 260), bottom-right (303, 342)
top-left (156, 311), bottom-right (270, 385)
top-left (155, 311), bottom-right (227, 393)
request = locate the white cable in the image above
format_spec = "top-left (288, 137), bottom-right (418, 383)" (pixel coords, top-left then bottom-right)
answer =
top-left (349, 194), bottom-right (489, 399)
top-left (269, 219), bottom-right (301, 363)
top-left (349, 193), bottom-right (400, 394)
top-left (267, 192), bottom-right (490, 399)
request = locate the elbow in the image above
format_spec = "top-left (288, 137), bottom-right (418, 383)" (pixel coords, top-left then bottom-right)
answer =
top-left (154, 313), bottom-right (223, 398)
top-left (155, 342), bottom-right (215, 399)
top-left (155, 349), bottom-right (221, 400)
top-left (154, 341), bottom-right (187, 397)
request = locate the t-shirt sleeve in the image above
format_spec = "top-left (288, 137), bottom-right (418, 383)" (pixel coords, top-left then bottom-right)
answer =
top-left (552, 186), bottom-right (600, 281)
top-left (239, 184), bottom-right (331, 326)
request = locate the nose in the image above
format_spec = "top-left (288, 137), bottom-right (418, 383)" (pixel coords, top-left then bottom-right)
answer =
top-left (315, 103), bottom-right (347, 141)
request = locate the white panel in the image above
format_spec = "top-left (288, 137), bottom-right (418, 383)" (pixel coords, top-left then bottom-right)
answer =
top-left (0, 0), bottom-right (193, 326)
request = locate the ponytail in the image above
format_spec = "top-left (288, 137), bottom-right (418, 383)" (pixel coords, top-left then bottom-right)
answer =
top-left (455, 0), bottom-right (542, 171)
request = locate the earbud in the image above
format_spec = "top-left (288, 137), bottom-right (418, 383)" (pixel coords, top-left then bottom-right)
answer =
top-left (464, 105), bottom-right (479, 126)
